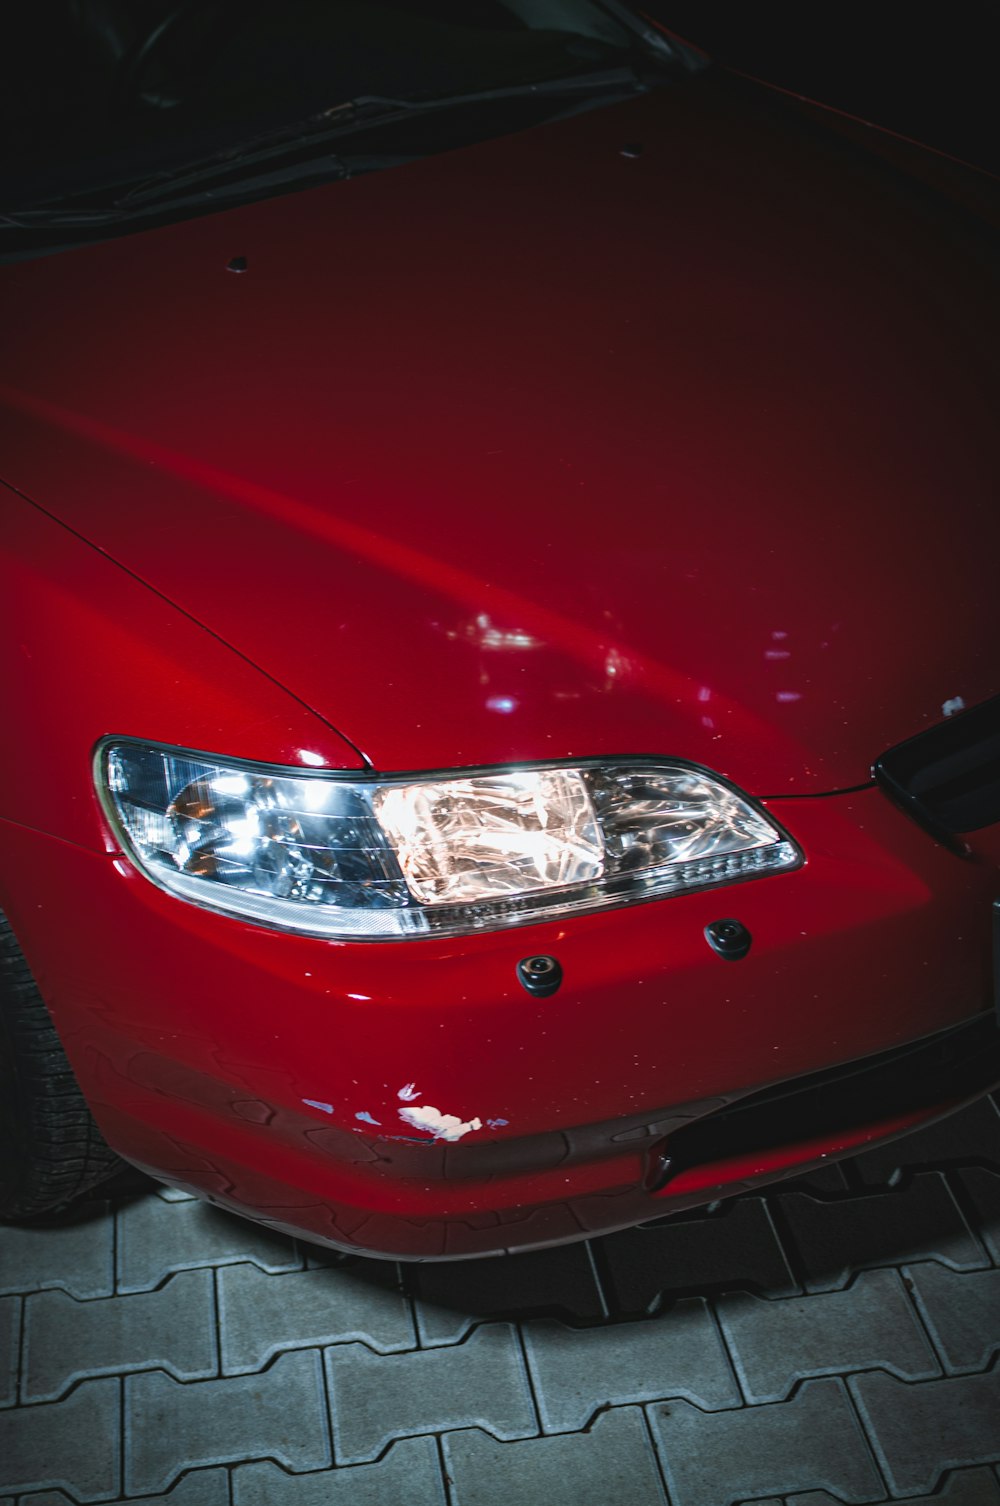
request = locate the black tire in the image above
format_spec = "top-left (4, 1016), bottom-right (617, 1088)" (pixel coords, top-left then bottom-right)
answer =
top-left (0, 911), bottom-right (122, 1219)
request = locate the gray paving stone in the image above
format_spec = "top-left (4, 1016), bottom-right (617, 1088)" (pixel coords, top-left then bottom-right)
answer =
top-left (523, 1301), bottom-right (738, 1433)
top-left (117, 1192), bottom-right (302, 1292)
top-left (775, 1172), bottom-right (985, 1289)
top-left (602, 1198), bottom-right (798, 1317)
top-left (155, 1184), bottom-right (200, 1201)
top-left (851, 1369), bottom-right (1000, 1496)
top-left (234, 1439), bottom-right (447, 1505)
top-left (958, 1168), bottom-right (1000, 1261)
top-left (125, 1350), bottom-right (331, 1495)
top-left (906, 1262), bottom-right (1000, 1373)
top-left (0, 1298), bottom-right (17, 1408)
top-left (443, 1407), bottom-right (668, 1506)
top-left (717, 1268), bottom-right (938, 1403)
top-left (219, 1261), bottom-right (414, 1371)
top-left (412, 1240), bottom-right (606, 1344)
top-left (21, 1468), bottom-right (231, 1505)
top-left (0, 1377), bottom-right (119, 1501)
top-left (0, 1210), bottom-right (113, 1299)
top-left (325, 1324), bottom-right (536, 1464)
top-left (852, 1097), bottom-right (1000, 1185)
top-left (649, 1378), bottom-right (883, 1506)
top-left (776, 1467), bottom-right (1000, 1504)
top-left (22, 1268), bottom-right (217, 1402)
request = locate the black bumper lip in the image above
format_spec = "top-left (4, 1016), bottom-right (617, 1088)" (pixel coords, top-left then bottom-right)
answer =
top-left (650, 1010), bottom-right (1000, 1193)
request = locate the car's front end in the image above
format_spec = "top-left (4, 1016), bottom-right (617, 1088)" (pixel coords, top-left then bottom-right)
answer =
top-left (2, 0), bottom-right (998, 1256)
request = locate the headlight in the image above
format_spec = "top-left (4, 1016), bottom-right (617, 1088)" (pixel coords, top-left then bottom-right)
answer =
top-left (97, 740), bottom-right (801, 939)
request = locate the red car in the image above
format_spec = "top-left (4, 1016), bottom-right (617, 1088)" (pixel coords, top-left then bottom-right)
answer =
top-left (2, 1), bottom-right (998, 1259)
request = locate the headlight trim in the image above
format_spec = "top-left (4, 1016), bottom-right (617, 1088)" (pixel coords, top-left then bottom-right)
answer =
top-left (95, 737), bottom-right (803, 940)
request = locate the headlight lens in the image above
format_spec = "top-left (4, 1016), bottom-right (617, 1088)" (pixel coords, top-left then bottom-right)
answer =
top-left (99, 741), bottom-right (801, 939)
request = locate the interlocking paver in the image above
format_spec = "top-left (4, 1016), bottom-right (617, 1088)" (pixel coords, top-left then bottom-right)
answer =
top-left (22, 1268), bottom-right (217, 1401)
top-left (0, 1377), bottom-right (119, 1501)
top-left (958, 1168), bottom-right (1000, 1261)
top-left (125, 1350), bottom-right (331, 1495)
top-left (774, 1172), bottom-right (985, 1289)
top-left (0, 1206), bottom-right (113, 1298)
top-left (905, 1261), bottom-right (1000, 1372)
top-left (649, 1378), bottom-right (883, 1506)
top-left (219, 1261), bottom-right (415, 1369)
top-left (773, 1469), bottom-right (1000, 1504)
top-left (2, 1095), bottom-right (998, 1506)
top-left (853, 1097), bottom-right (1000, 1185)
top-left (851, 1369), bottom-right (1000, 1496)
top-left (0, 1297), bottom-right (17, 1408)
top-left (443, 1408), bottom-right (667, 1506)
top-left (325, 1324), bottom-right (536, 1464)
top-left (411, 1240), bottom-right (605, 1344)
top-left (155, 1185), bottom-right (200, 1201)
top-left (116, 1192), bottom-right (302, 1291)
top-left (601, 1198), bottom-right (798, 1317)
top-left (717, 1268), bottom-right (938, 1402)
top-left (234, 1438), bottom-right (447, 1504)
top-left (22, 1467), bottom-right (231, 1505)
top-left (523, 1301), bottom-right (738, 1433)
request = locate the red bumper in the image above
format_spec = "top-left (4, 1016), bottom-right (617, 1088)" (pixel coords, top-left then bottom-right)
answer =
top-left (3, 786), bottom-right (998, 1259)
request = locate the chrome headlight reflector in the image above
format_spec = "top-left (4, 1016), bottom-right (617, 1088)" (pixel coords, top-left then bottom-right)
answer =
top-left (99, 741), bottom-right (801, 939)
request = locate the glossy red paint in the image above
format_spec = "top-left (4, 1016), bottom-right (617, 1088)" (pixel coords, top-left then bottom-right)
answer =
top-left (2, 54), bottom-right (999, 1257)
top-left (0, 493), bottom-right (364, 851)
top-left (1, 779), bottom-right (997, 1258)
top-left (2, 71), bottom-right (998, 797)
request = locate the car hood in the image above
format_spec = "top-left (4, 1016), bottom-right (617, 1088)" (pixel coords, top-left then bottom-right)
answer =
top-left (2, 70), bottom-right (998, 794)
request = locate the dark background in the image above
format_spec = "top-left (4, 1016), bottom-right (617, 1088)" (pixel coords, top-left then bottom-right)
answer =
top-left (642, 3), bottom-right (1000, 175)
top-left (3, 5), bottom-right (998, 186)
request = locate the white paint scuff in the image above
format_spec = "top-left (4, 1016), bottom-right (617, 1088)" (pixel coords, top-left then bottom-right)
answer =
top-left (302, 1099), bottom-right (333, 1115)
top-left (397, 1083), bottom-right (420, 1101)
top-left (398, 1104), bottom-right (483, 1142)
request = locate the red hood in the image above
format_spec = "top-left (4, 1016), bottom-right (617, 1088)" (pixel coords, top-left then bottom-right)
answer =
top-left (2, 71), bottom-right (998, 793)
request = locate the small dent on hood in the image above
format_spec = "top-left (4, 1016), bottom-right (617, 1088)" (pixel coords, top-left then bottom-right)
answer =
top-left (226, 255), bottom-right (249, 274)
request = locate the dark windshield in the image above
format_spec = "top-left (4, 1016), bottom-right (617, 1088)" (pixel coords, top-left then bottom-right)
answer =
top-left (2, 1), bottom-right (651, 220)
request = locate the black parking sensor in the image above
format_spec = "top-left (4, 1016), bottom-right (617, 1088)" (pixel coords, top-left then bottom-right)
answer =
top-left (705, 918), bottom-right (752, 961)
top-left (517, 955), bottom-right (563, 997)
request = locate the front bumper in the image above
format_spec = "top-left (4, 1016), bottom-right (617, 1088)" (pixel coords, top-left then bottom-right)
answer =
top-left (4, 784), bottom-right (999, 1259)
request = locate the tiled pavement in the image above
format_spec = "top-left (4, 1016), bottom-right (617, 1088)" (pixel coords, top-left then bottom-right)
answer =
top-left (2, 1097), bottom-right (1000, 1505)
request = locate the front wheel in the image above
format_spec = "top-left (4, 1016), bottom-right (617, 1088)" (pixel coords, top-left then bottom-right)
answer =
top-left (0, 912), bottom-right (122, 1219)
